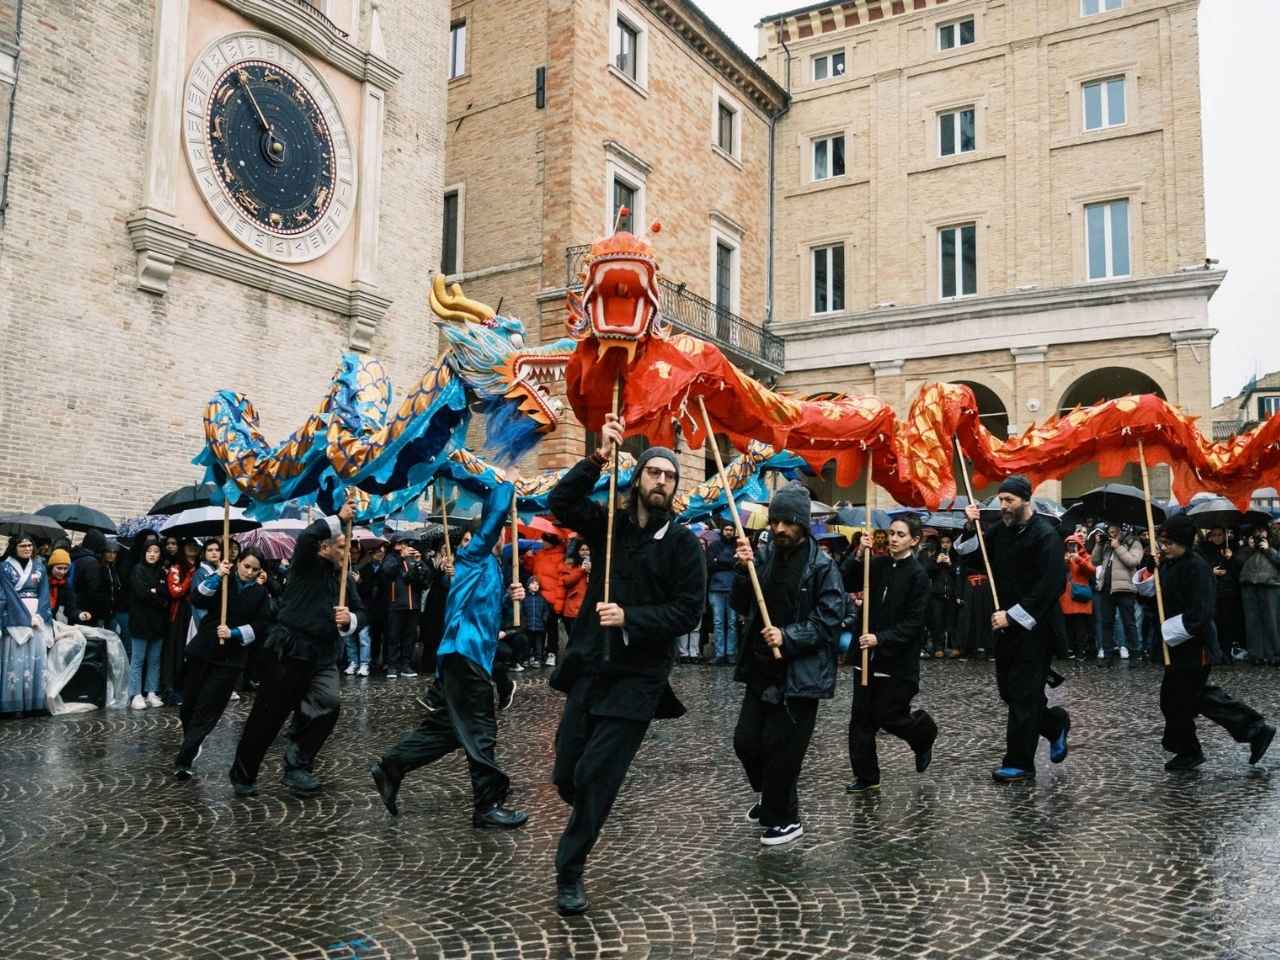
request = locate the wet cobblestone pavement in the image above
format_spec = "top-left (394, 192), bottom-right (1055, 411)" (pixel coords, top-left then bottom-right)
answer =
top-left (1, 658), bottom-right (1278, 960)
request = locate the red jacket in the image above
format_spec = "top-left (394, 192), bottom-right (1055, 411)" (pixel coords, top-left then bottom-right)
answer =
top-left (1060, 547), bottom-right (1096, 615)
top-left (523, 542), bottom-right (567, 614)
top-left (561, 562), bottom-right (588, 620)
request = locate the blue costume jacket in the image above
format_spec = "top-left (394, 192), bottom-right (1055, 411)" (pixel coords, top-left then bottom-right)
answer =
top-left (436, 482), bottom-right (515, 678)
top-left (1, 557), bottom-right (52, 628)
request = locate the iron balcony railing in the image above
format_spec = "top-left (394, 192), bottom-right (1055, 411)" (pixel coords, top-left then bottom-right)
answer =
top-left (294, 0), bottom-right (349, 38)
top-left (565, 244), bottom-right (785, 374)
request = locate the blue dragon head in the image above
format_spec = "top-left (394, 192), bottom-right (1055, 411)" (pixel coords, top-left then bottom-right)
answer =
top-left (430, 275), bottom-right (574, 464)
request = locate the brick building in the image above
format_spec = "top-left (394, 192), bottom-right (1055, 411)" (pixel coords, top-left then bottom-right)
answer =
top-left (441, 0), bottom-right (787, 478)
top-left (0, 0), bottom-right (448, 518)
top-left (758, 0), bottom-right (1221, 500)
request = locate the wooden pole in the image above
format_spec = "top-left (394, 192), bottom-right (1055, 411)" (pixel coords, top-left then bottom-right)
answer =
top-left (603, 377), bottom-right (621, 606)
top-left (697, 395), bottom-right (781, 660)
top-left (218, 498), bottom-right (230, 643)
top-left (338, 514), bottom-right (352, 608)
top-left (438, 480), bottom-right (453, 565)
top-left (1137, 440), bottom-right (1172, 666)
top-left (860, 460), bottom-right (874, 686)
top-left (954, 438), bottom-right (1002, 610)
top-left (511, 485), bottom-right (522, 627)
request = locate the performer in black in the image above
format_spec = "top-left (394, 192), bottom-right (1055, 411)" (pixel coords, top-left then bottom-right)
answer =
top-left (1143, 514), bottom-right (1275, 770)
top-left (730, 484), bottom-right (842, 845)
top-left (845, 514), bottom-right (938, 792)
top-left (547, 413), bottom-right (705, 916)
top-left (956, 476), bottom-right (1070, 782)
top-left (229, 501), bottom-right (362, 796)
top-left (176, 547), bottom-right (270, 779)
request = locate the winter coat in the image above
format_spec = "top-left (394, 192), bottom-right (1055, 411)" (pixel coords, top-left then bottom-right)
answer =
top-left (923, 549), bottom-right (958, 600)
top-left (269, 516), bottom-right (365, 665)
top-left (1238, 544), bottom-right (1280, 587)
top-left (844, 552), bottom-right (930, 687)
top-left (958, 515), bottom-right (1066, 643)
top-left (130, 561), bottom-right (171, 639)
top-left (706, 537), bottom-right (739, 593)
top-left (1138, 549), bottom-right (1216, 668)
top-left (1092, 535), bottom-right (1143, 595)
top-left (1198, 541), bottom-right (1243, 600)
top-left (381, 553), bottom-right (429, 611)
top-left (1060, 548), bottom-right (1096, 616)
top-left (187, 568), bottom-right (272, 665)
top-left (69, 529), bottom-right (112, 623)
top-left (524, 542), bottom-right (568, 615)
top-left (732, 537), bottom-right (843, 701)
top-left (521, 590), bottom-right (550, 632)
top-left (166, 562), bottom-right (194, 622)
top-left (548, 458), bottom-right (706, 721)
top-left (561, 562), bottom-right (588, 620)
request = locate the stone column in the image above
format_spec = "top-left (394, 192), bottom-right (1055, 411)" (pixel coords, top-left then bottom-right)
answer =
top-left (1170, 328), bottom-right (1217, 422)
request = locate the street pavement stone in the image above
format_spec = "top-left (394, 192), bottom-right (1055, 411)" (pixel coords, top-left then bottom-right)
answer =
top-left (0, 659), bottom-right (1278, 959)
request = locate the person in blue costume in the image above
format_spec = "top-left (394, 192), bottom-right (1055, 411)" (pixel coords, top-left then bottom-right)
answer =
top-left (369, 471), bottom-right (530, 830)
top-left (1, 535), bottom-right (52, 716)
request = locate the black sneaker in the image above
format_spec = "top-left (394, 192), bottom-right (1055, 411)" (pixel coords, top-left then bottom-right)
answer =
top-left (745, 800), bottom-right (762, 823)
top-left (846, 780), bottom-right (880, 794)
top-left (1164, 752), bottom-right (1206, 772)
top-left (760, 823), bottom-right (803, 846)
top-left (556, 878), bottom-right (589, 916)
top-left (174, 764), bottom-right (194, 781)
top-left (283, 767), bottom-right (322, 794)
top-left (496, 675), bottom-right (516, 711)
top-left (1249, 724), bottom-right (1276, 766)
top-left (915, 743), bottom-right (934, 774)
top-left (230, 776), bottom-right (258, 797)
top-left (370, 762), bottom-right (401, 816)
top-left (473, 803), bottom-right (529, 829)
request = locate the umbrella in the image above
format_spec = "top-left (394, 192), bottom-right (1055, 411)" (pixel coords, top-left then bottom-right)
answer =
top-left (518, 516), bottom-right (567, 540)
top-left (835, 505), bottom-right (893, 530)
top-left (0, 512), bottom-right (67, 541)
top-left (979, 497), bottom-right (1065, 527)
top-left (117, 515), bottom-right (167, 540)
top-left (36, 504), bottom-right (117, 534)
top-left (235, 529), bottom-right (297, 561)
top-left (1079, 483), bottom-right (1163, 527)
top-left (148, 483), bottom-right (220, 516)
top-left (920, 511), bottom-right (967, 532)
top-left (808, 500), bottom-right (837, 519)
top-left (351, 527), bottom-right (388, 545)
top-left (1244, 510), bottom-right (1278, 530)
top-left (1185, 497), bottom-right (1240, 530)
top-left (160, 505), bottom-right (260, 538)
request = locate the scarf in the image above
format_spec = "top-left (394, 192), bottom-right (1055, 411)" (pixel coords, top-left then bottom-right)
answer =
top-left (5, 556), bottom-right (34, 592)
top-left (48, 573), bottom-right (67, 614)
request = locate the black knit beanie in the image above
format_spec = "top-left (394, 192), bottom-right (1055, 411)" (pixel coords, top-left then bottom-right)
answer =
top-left (769, 483), bottom-right (812, 528)
top-left (997, 475), bottom-right (1033, 501)
top-left (1161, 513), bottom-right (1197, 549)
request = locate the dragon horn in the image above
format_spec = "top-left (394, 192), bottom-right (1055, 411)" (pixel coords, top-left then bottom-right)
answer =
top-left (430, 274), bottom-right (497, 327)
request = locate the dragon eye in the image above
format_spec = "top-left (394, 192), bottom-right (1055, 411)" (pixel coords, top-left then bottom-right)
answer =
top-left (509, 333), bottom-right (525, 349)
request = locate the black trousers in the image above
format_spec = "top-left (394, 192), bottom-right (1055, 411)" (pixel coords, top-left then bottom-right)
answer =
top-left (1214, 596), bottom-right (1245, 662)
top-left (381, 653), bottom-right (508, 811)
top-left (994, 628), bottom-right (1068, 771)
top-left (553, 679), bottom-right (650, 882)
top-left (849, 676), bottom-right (937, 785)
top-left (231, 656), bottom-right (340, 784)
top-left (177, 656), bottom-right (242, 767)
top-left (385, 609), bottom-right (419, 672)
top-left (927, 595), bottom-right (955, 651)
top-left (1160, 665), bottom-right (1265, 757)
top-left (1065, 613), bottom-right (1093, 658)
top-left (1099, 591), bottom-right (1139, 656)
top-left (733, 690), bottom-right (820, 828)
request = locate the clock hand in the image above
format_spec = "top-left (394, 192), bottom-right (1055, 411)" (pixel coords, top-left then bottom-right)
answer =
top-left (236, 69), bottom-right (273, 134)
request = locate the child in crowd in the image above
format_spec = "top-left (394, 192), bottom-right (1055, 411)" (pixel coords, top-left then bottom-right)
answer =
top-left (521, 575), bottom-right (550, 667)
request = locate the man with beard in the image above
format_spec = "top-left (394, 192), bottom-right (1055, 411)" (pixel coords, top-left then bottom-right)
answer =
top-left (229, 501), bottom-right (362, 796)
top-left (547, 414), bottom-right (705, 916)
top-left (1139, 514), bottom-right (1275, 770)
top-left (957, 476), bottom-right (1070, 782)
top-left (731, 484), bottom-right (842, 844)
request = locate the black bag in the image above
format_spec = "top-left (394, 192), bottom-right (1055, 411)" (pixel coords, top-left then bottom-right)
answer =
top-left (60, 633), bottom-right (108, 708)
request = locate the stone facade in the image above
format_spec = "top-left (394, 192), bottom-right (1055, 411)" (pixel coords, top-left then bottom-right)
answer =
top-left (758, 0), bottom-right (1220, 500)
top-left (0, 0), bottom-right (448, 519)
top-left (445, 0), bottom-right (785, 481)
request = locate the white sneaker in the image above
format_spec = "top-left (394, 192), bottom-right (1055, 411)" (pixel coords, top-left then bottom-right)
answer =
top-left (146, 692), bottom-right (164, 708)
top-left (510, 662), bottom-right (525, 673)
top-left (545, 654), bottom-right (556, 667)
top-left (229, 691), bottom-right (240, 701)
top-left (1096, 649), bottom-right (1105, 660)
top-left (401, 669), bottom-right (418, 678)
top-left (1119, 645), bottom-right (1130, 660)
top-left (130, 694), bottom-right (147, 710)
top-left (358, 664), bottom-right (370, 677)
top-left (344, 663), bottom-right (357, 676)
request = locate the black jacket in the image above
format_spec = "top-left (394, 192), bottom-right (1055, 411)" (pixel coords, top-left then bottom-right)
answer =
top-left (188, 571), bottom-right (271, 666)
top-left (547, 458), bottom-right (706, 721)
top-left (1157, 549), bottom-right (1217, 668)
top-left (70, 530), bottom-right (112, 624)
top-left (732, 537), bottom-right (842, 701)
top-left (845, 552), bottom-right (930, 686)
top-left (958, 515), bottom-right (1065, 643)
top-left (1198, 540), bottom-right (1242, 602)
top-left (129, 561), bottom-right (170, 640)
top-left (923, 548), bottom-right (958, 600)
top-left (269, 516), bottom-right (364, 665)
top-left (381, 553), bottom-right (429, 612)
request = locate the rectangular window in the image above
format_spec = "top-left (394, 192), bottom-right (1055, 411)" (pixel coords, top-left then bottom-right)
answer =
top-left (1260, 396), bottom-right (1280, 419)
top-left (1085, 199), bottom-right (1131, 280)
top-left (1083, 76), bottom-right (1126, 130)
top-left (939, 223), bottom-right (977, 299)
top-left (1082, 0), bottom-right (1123, 15)
top-left (617, 17), bottom-right (639, 80)
top-left (812, 134), bottom-right (846, 181)
top-left (812, 50), bottom-right (846, 81)
top-left (718, 102), bottom-right (735, 155)
top-left (938, 18), bottom-right (975, 50)
top-left (449, 21), bottom-right (466, 79)
top-left (441, 190), bottom-right (459, 275)
top-left (939, 107), bottom-right (976, 157)
top-left (715, 241), bottom-right (734, 341)
top-left (812, 244), bottom-right (845, 314)
top-left (612, 178), bottom-right (636, 233)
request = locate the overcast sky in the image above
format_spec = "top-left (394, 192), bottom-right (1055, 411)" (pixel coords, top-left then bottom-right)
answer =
top-left (697, 0), bottom-right (1273, 403)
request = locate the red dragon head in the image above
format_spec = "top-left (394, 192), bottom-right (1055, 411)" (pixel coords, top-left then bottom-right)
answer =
top-left (567, 220), bottom-right (668, 363)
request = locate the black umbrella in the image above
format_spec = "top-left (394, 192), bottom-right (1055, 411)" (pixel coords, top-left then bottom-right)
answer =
top-left (1078, 483), bottom-right (1164, 527)
top-left (36, 503), bottom-right (117, 534)
top-left (0, 512), bottom-right (67, 541)
top-left (148, 483), bottom-right (220, 516)
top-left (1058, 503), bottom-right (1090, 533)
top-left (920, 511), bottom-right (967, 532)
top-left (1244, 510), bottom-right (1277, 530)
top-left (1185, 497), bottom-right (1242, 530)
top-left (835, 505), bottom-right (893, 530)
top-left (159, 505), bottom-right (260, 539)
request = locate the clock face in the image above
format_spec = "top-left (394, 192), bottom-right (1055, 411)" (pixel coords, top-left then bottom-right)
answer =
top-left (182, 32), bottom-right (357, 264)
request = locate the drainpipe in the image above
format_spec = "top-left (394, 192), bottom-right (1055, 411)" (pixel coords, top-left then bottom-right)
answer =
top-left (0, 0), bottom-right (23, 222)
top-left (766, 25), bottom-right (792, 329)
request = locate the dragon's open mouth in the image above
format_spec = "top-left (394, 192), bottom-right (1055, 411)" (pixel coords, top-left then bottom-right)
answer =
top-left (508, 354), bottom-right (569, 429)
top-left (583, 254), bottom-right (660, 361)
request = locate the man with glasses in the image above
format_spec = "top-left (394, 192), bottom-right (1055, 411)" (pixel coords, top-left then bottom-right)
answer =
top-left (546, 415), bottom-right (706, 916)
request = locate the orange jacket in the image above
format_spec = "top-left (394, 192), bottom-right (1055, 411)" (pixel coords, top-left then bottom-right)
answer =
top-left (1060, 548), bottom-right (1096, 616)
top-left (523, 542), bottom-right (567, 614)
top-left (561, 562), bottom-right (588, 620)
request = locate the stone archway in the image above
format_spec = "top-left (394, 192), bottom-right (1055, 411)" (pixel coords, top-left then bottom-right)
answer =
top-left (1057, 366), bottom-right (1168, 499)
top-left (952, 380), bottom-right (1010, 499)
